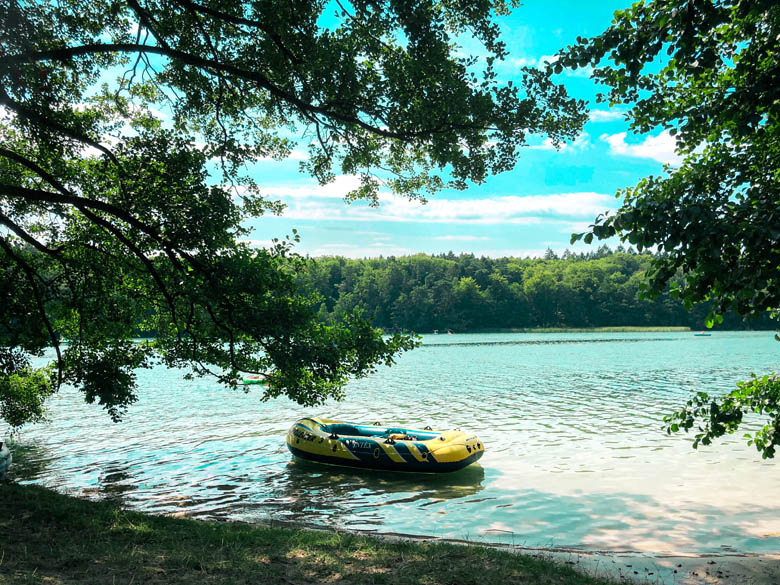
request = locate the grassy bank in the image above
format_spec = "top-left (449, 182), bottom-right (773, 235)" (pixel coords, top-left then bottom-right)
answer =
top-left (0, 482), bottom-right (616, 585)
top-left (467, 326), bottom-right (692, 333)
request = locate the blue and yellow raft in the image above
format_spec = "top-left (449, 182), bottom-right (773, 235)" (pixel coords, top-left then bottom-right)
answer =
top-left (286, 417), bottom-right (484, 473)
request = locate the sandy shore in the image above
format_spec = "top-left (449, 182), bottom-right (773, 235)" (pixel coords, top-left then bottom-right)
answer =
top-left (361, 530), bottom-right (780, 585)
top-left (530, 549), bottom-right (780, 585)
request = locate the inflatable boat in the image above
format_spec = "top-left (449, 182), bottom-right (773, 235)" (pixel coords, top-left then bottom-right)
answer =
top-left (286, 417), bottom-right (484, 473)
top-left (0, 439), bottom-right (11, 477)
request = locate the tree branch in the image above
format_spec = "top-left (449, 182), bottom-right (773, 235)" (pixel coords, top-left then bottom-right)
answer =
top-left (167, 0), bottom-right (303, 64)
top-left (0, 182), bottom-right (238, 339)
top-left (125, 0), bottom-right (173, 52)
top-left (0, 182), bottom-right (185, 269)
top-left (76, 205), bottom-right (181, 325)
top-left (0, 43), bottom-right (485, 140)
top-left (0, 211), bottom-right (61, 257)
top-left (0, 236), bottom-right (64, 387)
top-left (0, 147), bottom-right (74, 199)
top-left (0, 88), bottom-right (121, 167)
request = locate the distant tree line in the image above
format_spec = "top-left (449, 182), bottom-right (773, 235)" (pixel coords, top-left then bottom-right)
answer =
top-left (299, 246), bottom-right (774, 333)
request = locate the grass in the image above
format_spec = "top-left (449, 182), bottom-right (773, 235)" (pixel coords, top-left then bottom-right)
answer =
top-left (0, 482), bottom-right (618, 585)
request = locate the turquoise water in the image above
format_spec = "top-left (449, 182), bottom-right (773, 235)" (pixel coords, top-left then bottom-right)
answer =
top-left (4, 331), bottom-right (780, 554)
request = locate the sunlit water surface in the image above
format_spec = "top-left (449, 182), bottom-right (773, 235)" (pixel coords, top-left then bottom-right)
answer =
top-left (4, 331), bottom-right (780, 554)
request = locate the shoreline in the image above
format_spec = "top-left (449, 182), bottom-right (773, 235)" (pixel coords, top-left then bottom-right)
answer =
top-left (449, 326), bottom-right (693, 333)
top-left (0, 482), bottom-right (616, 585)
top-left (369, 532), bottom-right (780, 585)
top-left (274, 519), bottom-right (780, 585)
top-left (423, 326), bottom-right (775, 334)
top-left (3, 482), bottom-right (778, 585)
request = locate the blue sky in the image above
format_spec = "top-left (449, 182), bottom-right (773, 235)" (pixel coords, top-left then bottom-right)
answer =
top-left (242, 1), bottom-right (679, 259)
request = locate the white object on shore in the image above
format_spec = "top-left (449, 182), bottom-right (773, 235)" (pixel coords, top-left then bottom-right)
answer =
top-left (0, 439), bottom-right (11, 477)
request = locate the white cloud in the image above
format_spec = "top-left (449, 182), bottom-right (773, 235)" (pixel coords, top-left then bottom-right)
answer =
top-left (563, 220), bottom-right (597, 234)
top-left (569, 133), bottom-right (591, 150)
top-left (365, 195), bottom-right (550, 224)
top-left (503, 248), bottom-right (560, 258)
top-left (589, 109), bottom-right (625, 123)
top-left (262, 174), bottom-right (362, 200)
top-left (237, 239), bottom-right (268, 248)
top-left (564, 64), bottom-right (594, 78)
top-left (130, 104), bottom-right (168, 120)
top-left (368, 191), bottom-right (613, 223)
top-left (286, 149), bottom-right (309, 161)
top-left (195, 142), bottom-right (307, 163)
top-left (497, 53), bottom-right (561, 74)
top-left (307, 243), bottom-right (417, 258)
top-left (528, 132), bottom-right (590, 152)
top-left (317, 243), bottom-right (355, 250)
top-left (435, 235), bottom-right (491, 241)
top-left (600, 131), bottom-right (681, 165)
top-left (254, 148), bottom-right (308, 162)
top-left (505, 56), bottom-right (537, 69)
top-left (528, 137), bottom-right (557, 151)
top-left (238, 237), bottom-right (606, 260)
top-left (464, 247), bottom-right (579, 259)
top-left (268, 177), bottom-right (616, 225)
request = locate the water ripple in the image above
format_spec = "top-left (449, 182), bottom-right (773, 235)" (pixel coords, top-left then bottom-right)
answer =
top-left (4, 331), bottom-right (780, 554)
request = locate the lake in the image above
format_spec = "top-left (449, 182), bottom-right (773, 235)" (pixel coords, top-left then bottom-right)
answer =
top-left (4, 331), bottom-right (779, 554)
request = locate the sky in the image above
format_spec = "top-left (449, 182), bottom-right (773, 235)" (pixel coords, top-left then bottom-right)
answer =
top-left (241, 1), bottom-right (679, 259)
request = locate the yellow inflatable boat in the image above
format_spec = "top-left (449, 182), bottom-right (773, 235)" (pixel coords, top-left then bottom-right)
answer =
top-left (286, 417), bottom-right (484, 473)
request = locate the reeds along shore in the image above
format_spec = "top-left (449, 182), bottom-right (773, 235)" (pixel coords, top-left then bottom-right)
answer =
top-left (464, 326), bottom-right (692, 333)
top-left (0, 482), bottom-right (617, 585)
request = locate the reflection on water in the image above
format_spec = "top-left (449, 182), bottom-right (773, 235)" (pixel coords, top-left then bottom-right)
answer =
top-left (2, 439), bottom-right (52, 480)
top-left (285, 458), bottom-right (485, 501)
top-left (236, 460), bottom-right (487, 530)
top-left (3, 331), bottom-right (779, 553)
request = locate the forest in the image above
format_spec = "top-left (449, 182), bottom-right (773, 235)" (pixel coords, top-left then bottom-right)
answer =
top-left (300, 247), bottom-right (775, 333)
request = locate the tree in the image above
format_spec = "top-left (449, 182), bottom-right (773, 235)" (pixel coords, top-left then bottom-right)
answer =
top-left (561, 0), bottom-right (780, 456)
top-left (0, 0), bottom-right (587, 426)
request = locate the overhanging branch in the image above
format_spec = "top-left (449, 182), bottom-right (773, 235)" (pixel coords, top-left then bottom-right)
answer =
top-left (0, 183), bottom-right (183, 269)
top-left (0, 89), bottom-right (121, 168)
top-left (0, 211), bottom-right (61, 257)
top-left (0, 236), bottom-right (64, 387)
top-left (166, 0), bottom-right (303, 64)
top-left (1, 43), bottom-right (479, 141)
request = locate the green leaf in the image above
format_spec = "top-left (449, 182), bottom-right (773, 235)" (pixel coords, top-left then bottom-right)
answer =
top-left (0, 0), bottom-right (589, 426)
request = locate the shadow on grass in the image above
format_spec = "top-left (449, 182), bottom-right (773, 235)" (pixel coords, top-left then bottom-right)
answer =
top-left (0, 482), bottom-right (617, 585)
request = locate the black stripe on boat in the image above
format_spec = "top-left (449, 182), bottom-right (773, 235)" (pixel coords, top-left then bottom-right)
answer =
top-left (392, 442), bottom-right (418, 465)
